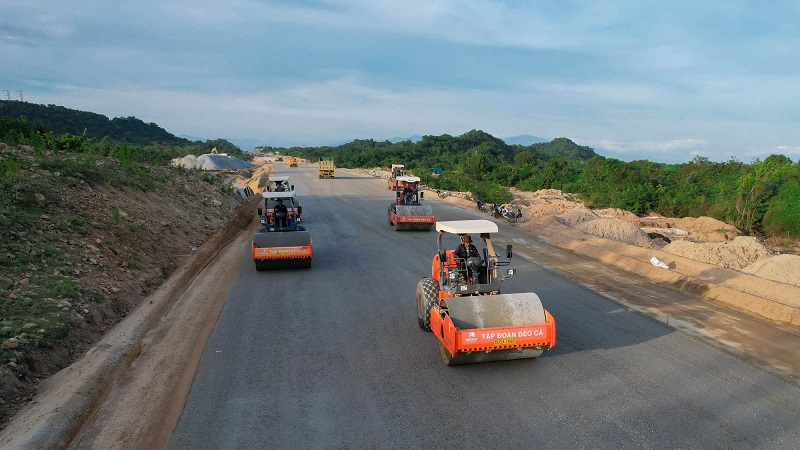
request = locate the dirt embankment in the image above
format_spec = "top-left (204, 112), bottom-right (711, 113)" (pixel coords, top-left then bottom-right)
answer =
top-left (508, 189), bottom-right (796, 281)
top-left (0, 146), bottom-right (261, 427)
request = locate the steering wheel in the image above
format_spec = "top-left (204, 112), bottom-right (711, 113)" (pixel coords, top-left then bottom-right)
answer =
top-left (466, 256), bottom-right (483, 268)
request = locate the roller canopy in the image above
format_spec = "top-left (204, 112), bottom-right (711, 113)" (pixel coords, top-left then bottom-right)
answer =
top-left (436, 220), bottom-right (498, 235)
top-left (396, 176), bottom-right (420, 182)
top-left (262, 191), bottom-right (297, 200)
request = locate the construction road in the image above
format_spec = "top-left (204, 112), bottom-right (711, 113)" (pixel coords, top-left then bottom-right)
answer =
top-left (169, 164), bottom-right (800, 449)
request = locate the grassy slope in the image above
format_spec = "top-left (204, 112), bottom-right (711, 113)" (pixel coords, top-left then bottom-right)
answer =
top-left (0, 143), bottom-right (244, 426)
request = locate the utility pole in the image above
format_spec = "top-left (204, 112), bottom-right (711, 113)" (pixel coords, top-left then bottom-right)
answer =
top-left (17, 90), bottom-right (23, 101)
top-left (2, 89), bottom-right (9, 100)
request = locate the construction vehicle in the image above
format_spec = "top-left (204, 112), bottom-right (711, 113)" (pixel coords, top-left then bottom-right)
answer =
top-left (252, 191), bottom-right (312, 270)
top-left (388, 176), bottom-right (434, 231)
top-left (289, 157), bottom-right (298, 167)
top-left (416, 220), bottom-right (556, 365)
top-left (388, 164), bottom-right (405, 189)
top-left (263, 176), bottom-right (299, 221)
top-left (318, 158), bottom-right (335, 178)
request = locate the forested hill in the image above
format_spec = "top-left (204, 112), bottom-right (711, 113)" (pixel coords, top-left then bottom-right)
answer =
top-left (0, 100), bottom-right (190, 146)
top-left (271, 130), bottom-right (799, 239)
top-left (267, 130), bottom-right (597, 169)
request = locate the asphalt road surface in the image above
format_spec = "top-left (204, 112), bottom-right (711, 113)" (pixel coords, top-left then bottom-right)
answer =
top-left (170, 164), bottom-right (800, 449)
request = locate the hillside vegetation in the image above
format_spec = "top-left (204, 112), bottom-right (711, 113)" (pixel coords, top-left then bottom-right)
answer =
top-left (0, 101), bottom-right (247, 158)
top-left (272, 131), bottom-right (799, 239)
top-left (0, 116), bottom-right (249, 426)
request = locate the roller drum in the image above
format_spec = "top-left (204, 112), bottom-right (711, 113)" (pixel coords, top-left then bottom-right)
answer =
top-left (252, 230), bottom-right (312, 270)
top-left (253, 230), bottom-right (311, 248)
top-left (394, 205), bottom-right (434, 231)
top-left (441, 292), bottom-right (546, 365)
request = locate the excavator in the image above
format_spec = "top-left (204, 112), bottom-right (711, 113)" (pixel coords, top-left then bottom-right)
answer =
top-left (388, 176), bottom-right (434, 231)
top-left (416, 220), bottom-right (556, 365)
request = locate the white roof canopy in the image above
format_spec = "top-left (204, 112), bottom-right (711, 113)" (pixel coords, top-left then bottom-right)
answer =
top-left (270, 176), bottom-right (290, 183)
top-left (396, 176), bottom-right (420, 182)
top-left (391, 164), bottom-right (405, 168)
top-left (262, 191), bottom-right (297, 200)
top-left (436, 220), bottom-right (498, 234)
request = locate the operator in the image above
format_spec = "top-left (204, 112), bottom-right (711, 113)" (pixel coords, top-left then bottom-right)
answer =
top-left (273, 198), bottom-right (288, 227)
top-left (402, 185), bottom-right (414, 204)
top-left (275, 182), bottom-right (286, 192)
top-left (455, 234), bottom-right (480, 260)
top-left (455, 234), bottom-right (481, 283)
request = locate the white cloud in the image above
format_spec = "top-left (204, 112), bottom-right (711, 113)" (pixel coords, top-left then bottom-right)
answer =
top-left (765, 145), bottom-right (800, 156)
top-left (593, 139), bottom-right (707, 155)
top-left (4, 0), bottom-right (800, 163)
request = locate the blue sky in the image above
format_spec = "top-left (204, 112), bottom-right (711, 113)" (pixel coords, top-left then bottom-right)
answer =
top-left (2, 0), bottom-right (799, 163)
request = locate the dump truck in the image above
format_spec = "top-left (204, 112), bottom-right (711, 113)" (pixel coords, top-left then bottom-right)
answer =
top-left (289, 157), bottom-right (298, 167)
top-left (416, 220), bottom-right (556, 365)
top-left (388, 164), bottom-right (405, 190)
top-left (388, 176), bottom-right (434, 231)
top-left (252, 191), bottom-right (312, 270)
top-left (318, 158), bottom-right (335, 178)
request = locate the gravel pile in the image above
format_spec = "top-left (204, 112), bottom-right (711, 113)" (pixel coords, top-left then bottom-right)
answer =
top-left (172, 154), bottom-right (257, 170)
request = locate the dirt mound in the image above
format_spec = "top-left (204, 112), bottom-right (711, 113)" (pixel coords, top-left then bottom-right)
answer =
top-left (663, 236), bottom-right (773, 270)
top-left (674, 216), bottom-right (740, 242)
top-left (516, 189), bottom-right (586, 219)
top-left (524, 202), bottom-right (583, 219)
top-left (556, 208), bottom-right (599, 226)
top-left (574, 218), bottom-right (654, 247)
top-left (595, 208), bottom-right (639, 223)
top-left (741, 254), bottom-right (800, 286)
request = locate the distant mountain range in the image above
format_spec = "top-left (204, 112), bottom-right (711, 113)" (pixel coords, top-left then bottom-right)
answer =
top-left (1, 100), bottom-right (550, 154)
top-left (388, 135), bottom-right (423, 143)
top-left (503, 134), bottom-right (548, 145)
top-left (388, 134), bottom-right (547, 146)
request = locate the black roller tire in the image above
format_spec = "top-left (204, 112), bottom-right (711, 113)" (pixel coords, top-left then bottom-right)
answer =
top-left (416, 277), bottom-right (438, 331)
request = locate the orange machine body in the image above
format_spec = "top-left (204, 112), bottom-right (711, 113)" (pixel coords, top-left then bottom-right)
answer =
top-left (428, 250), bottom-right (556, 358)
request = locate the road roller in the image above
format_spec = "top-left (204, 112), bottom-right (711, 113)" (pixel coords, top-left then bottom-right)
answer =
top-left (252, 191), bottom-right (312, 270)
top-left (388, 164), bottom-right (405, 189)
top-left (416, 220), bottom-right (555, 365)
top-left (388, 176), bottom-right (434, 231)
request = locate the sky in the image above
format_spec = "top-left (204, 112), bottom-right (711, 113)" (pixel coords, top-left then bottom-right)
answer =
top-left (2, 0), bottom-right (799, 163)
